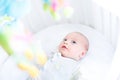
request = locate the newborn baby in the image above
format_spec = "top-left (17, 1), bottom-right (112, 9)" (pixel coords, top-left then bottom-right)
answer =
top-left (29, 32), bottom-right (89, 80)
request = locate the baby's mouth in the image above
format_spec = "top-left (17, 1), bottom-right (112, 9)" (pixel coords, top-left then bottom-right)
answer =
top-left (61, 45), bottom-right (67, 49)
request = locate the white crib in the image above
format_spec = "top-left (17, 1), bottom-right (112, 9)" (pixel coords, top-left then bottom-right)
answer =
top-left (0, 0), bottom-right (120, 80)
top-left (21, 0), bottom-right (119, 48)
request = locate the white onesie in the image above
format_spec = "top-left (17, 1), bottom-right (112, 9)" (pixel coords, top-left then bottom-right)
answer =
top-left (40, 52), bottom-right (80, 80)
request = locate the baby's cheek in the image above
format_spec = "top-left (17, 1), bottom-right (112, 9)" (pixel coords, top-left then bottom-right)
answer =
top-left (58, 45), bottom-right (62, 51)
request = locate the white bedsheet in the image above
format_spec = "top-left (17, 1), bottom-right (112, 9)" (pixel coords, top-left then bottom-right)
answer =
top-left (0, 23), bottom-right (115, 80)
top-left (34, 24), bottom-right (115, 80)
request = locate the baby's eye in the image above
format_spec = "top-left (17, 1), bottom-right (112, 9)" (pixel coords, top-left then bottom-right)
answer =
top-left (63, 38), bottom-right (67, 41)
top-left (72, 41), bottom-right (76, 44)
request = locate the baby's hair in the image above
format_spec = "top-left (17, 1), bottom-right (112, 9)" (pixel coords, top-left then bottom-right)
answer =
top-left (74, 32), bottom-right (89, 51)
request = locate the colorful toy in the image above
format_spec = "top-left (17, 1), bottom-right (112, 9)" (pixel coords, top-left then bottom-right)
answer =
top-left (0, 0), bottom-right (47, 78)
top-left (43, 0), bottom-right (74, 20)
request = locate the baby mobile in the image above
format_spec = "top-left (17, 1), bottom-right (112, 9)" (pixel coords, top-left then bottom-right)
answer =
top-left (43, 0), bottom-right (74, 20)
top-left (0, 0), bottom-right (74, 79)
top-left (0, 0), bottom-right (47, 78)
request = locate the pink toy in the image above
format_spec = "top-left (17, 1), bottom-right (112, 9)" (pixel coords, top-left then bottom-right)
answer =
top-left (43, 0), bottom-right (74, 20)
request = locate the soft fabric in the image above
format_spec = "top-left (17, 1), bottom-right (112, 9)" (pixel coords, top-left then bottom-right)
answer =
top-left (0, 56), bottom-right (28, 80)
top-left (0, 23), bottom-right (115, 80)
top-left (34, 23), bottom-right (115, 80)
top-left (40, 52), bottom-right (80, 80)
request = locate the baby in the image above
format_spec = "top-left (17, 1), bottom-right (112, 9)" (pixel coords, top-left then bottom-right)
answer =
top-left (58, 32), bottom-right (89, 61)
top-left (29, 32), bottom-right (89, 80)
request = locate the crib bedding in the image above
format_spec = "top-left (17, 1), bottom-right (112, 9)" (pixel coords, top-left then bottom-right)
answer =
top-left (0, 23), bottom-right (114, 80)
top-left (34, 23), bottom-right (114, 80)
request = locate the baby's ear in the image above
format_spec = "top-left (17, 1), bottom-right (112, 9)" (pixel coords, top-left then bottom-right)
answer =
top-left (79, 51), bottom-right (86, 58)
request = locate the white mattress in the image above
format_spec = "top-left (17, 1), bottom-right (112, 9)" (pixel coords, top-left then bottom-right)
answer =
top-left (0, 23), bottom-right (115, 80)
top-left (34, 23), bottom-right (115, 80)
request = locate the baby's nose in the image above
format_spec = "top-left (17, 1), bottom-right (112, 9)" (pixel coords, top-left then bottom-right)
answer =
top-left (64, 41), bottom-right (68, 45)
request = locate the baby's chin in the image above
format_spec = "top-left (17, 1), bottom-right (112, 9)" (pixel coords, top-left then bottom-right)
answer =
top-left (61, 53), bottom-right (65, 57)
top-left (60, 52), bottom-right (67, 58)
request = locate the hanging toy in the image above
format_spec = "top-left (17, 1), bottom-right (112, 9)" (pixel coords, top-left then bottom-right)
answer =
top-left (0, 0), bottom-right (31, 55)
top-left (43, 0), bottom-right (74, 20)
top-left (0, 0), bottom-right (48, 78)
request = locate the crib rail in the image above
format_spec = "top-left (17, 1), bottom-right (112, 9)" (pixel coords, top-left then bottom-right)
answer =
top-left (21, 0), bottom-right (120, 49)
top-left (91, 2), bottom-right (120, 49)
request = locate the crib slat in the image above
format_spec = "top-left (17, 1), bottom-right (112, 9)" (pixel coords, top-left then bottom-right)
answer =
top-left (111, 15), bottom-right (119, 48)
top-left (91, 2), bottom-right (104, 32)
top-left (69, 0), bottom-right (87, 24)
top-left (102, 9), bottom-right (111, 43)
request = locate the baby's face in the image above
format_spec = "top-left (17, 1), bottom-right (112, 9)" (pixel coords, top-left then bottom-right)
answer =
top-left (58, 32), bottom-right (87, 61)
